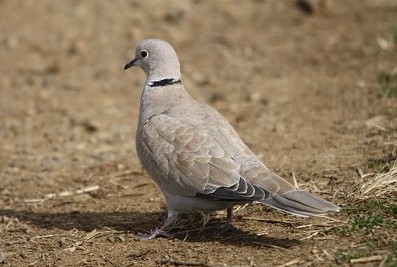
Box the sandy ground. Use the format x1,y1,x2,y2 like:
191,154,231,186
1,0,397,266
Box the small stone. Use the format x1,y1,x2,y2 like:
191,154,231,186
117,235,125,242
365,116,388,131
190,71,209,86
5,36,19,48
246,92,261,102
117,163,126,171
45,61,61,74
81,120,100,133
58,238,66,247
108,235,125,243
163,9,186,24
0,251,6,263
207,92,225,103
19,250,27,258
68,39,86,55
1,188,11,196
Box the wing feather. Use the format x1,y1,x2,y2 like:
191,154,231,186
141,114,241,196
139,105,293,203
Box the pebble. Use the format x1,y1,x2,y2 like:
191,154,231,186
58,238,66,247
0,252,6,264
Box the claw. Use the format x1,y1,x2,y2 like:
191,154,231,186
139,228,174,240
215,207,237,237
138,210,179,240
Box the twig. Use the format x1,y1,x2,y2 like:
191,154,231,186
64,241,85,252
253,242,289,250
322,249,334,261
233,203,249,213
309,180,320,192
76,185,99,194
243,216,341,227
157,256,210,267
112,170,139,178
292,173,299,188
317,215,348,224
132,183,150,189
295,223,333,229
22,198,47,203
350,255,384,264
378,255,388,267
28,260,38,266
83,229,100,240
299,231,319,240
30,234,57,240
22,185,99,203
275,258,303,267
241,217,298,226
255,230,269,236
97,170,140,181
356,168,365,179
127,249,152,259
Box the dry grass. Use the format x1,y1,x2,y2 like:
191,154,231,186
357,161,397,199
335,160,397,266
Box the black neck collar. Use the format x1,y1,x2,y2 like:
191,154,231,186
149,78,181,87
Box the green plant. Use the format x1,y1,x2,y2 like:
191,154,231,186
376,71,397,98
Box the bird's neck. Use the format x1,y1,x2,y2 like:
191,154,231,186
138,80,193,123
147,78,181,87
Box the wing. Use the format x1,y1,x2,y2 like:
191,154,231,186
194,104,289,197
140,112,268,201
139,100,295,202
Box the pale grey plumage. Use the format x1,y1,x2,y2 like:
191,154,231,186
124,38,340,239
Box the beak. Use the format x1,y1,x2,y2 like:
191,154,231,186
124,57,138,70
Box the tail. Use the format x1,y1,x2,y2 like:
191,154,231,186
261,190,341,217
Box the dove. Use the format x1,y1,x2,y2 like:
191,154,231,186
124,38,340,240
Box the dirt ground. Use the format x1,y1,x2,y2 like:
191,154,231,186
1,0,397,266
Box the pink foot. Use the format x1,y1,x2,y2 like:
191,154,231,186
138,228,174,240
138,211,178,240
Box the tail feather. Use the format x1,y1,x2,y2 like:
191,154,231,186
261,190,340,217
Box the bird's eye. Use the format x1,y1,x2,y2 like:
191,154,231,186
140,50,148,58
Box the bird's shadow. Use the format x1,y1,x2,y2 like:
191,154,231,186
0,209,300,248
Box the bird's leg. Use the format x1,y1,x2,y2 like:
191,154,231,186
139,210,178,240
227,207,234,225
225,207,237,231
214,207,237,237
